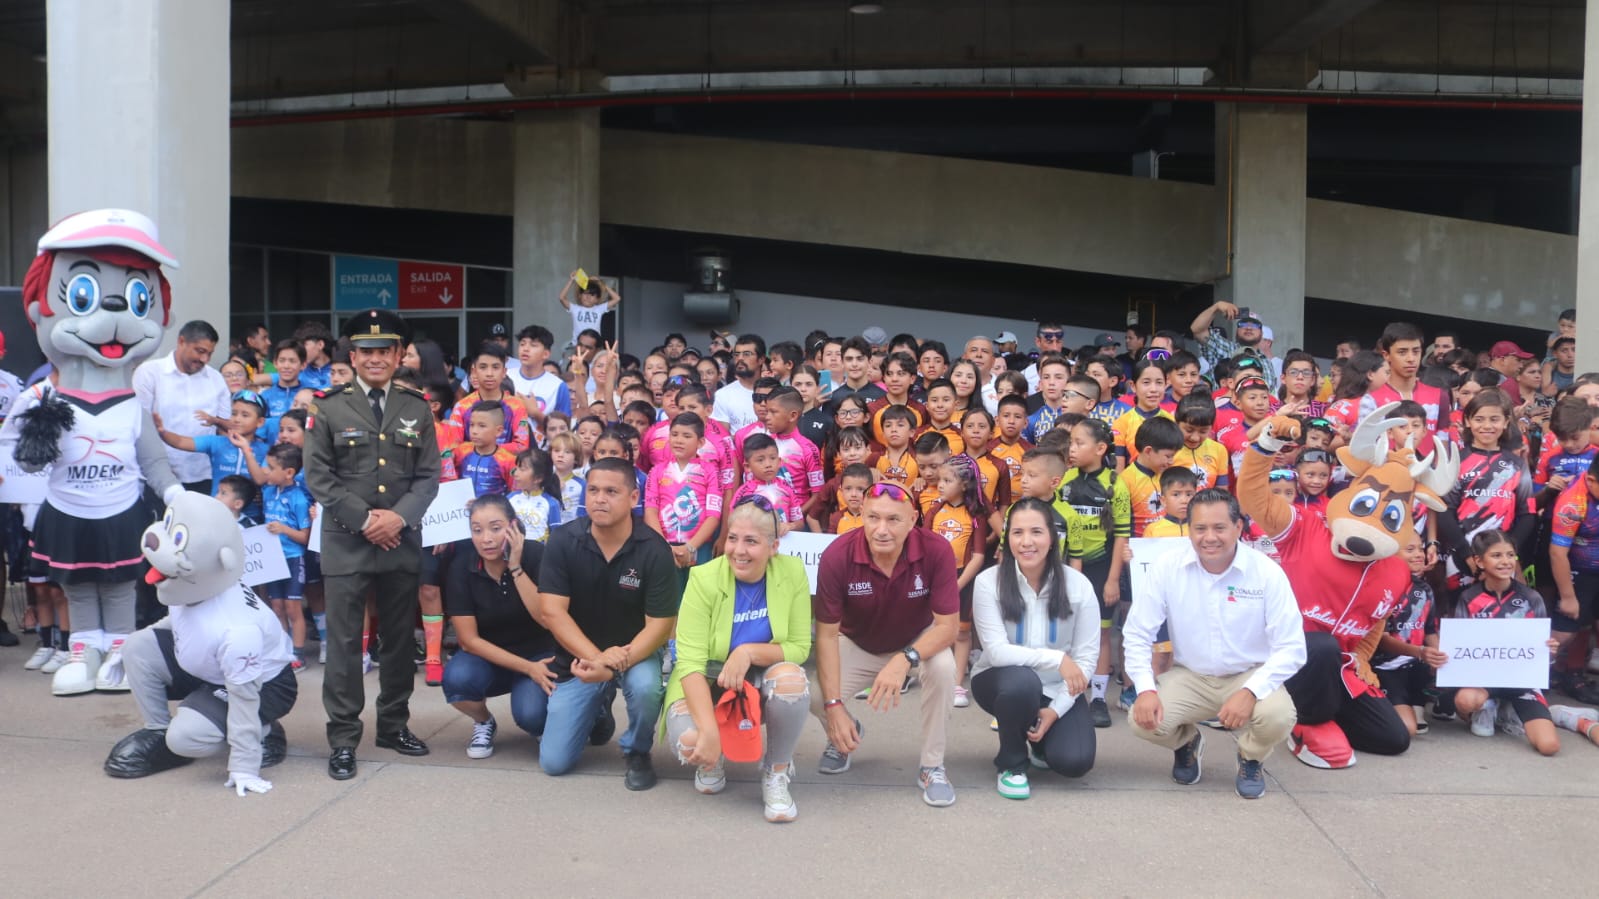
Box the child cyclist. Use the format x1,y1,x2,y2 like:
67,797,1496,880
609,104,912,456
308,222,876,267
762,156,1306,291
924,454,991,710
646,412,724,584
1436,530,1560,755
1056,417,1131,729
1371,535,1447,736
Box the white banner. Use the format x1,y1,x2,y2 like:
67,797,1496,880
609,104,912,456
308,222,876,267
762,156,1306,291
307,504,322,554
420,479,476,547
0,445,49,504
778,531,838,593
240,525,290,587
1436,618,1552,689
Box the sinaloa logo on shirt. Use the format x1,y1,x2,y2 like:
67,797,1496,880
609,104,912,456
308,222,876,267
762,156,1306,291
619,567,642,589
909,572,928,598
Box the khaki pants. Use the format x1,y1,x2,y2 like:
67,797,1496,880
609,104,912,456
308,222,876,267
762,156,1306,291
810,635,954,768
1129,665,1297,762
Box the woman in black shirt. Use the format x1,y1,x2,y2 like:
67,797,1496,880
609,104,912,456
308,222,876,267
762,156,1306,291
441,494,556,760
793,365,833,449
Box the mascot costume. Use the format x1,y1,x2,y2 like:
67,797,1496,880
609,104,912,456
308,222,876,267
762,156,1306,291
17,209,184,695
1240,402,1459,768
103,492,296,794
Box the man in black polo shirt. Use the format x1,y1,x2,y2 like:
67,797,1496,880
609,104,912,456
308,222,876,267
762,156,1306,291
537,458,679,789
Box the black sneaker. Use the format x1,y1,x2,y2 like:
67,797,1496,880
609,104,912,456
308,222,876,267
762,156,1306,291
1172,731,1204,785
1235,753,1265,799
624,751,657,791
1090,698,1111,728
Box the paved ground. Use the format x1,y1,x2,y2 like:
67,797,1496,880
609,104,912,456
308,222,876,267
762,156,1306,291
1,643,1594,898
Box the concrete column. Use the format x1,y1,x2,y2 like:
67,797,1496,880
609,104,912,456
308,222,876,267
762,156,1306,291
45,0,231,353
1214,103,1308,352
513,109,600,346
1577,0,1599,373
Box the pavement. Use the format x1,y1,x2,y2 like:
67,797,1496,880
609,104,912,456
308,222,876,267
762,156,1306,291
2,644,1596,899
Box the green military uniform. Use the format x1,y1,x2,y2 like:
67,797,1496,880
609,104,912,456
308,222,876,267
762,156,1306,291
305,311,440,753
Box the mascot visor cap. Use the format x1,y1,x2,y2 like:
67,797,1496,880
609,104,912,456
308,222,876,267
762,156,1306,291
346,308,407,348
36,208,178,269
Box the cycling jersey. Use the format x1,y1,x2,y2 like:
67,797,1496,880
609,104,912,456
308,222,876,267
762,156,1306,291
1056,465,1131,563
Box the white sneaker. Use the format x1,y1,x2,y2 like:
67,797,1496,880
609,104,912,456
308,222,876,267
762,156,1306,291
52,643,100,696
694,764,727,795
1497,701,1526,737
23,645,55,670
466,716,496,759
361,652,374,674
95,639,130,692
319,642,328,665
1550,704,1598,733
39,649,70,674
952,686,970,708
1470,699,1498,737
761,766,797,822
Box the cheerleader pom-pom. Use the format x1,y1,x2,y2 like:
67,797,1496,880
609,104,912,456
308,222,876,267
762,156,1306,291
15,396,74,470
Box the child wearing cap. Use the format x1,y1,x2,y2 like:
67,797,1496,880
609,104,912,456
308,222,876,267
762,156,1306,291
154,391,271,519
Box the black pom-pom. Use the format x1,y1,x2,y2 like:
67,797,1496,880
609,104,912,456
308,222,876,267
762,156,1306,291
15,395,74,469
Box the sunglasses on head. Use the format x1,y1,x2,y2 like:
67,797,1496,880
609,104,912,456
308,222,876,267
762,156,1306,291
868,482,911,502
667,375,693,387
735,492,783,529
1268,469,1298,483
232,390,267,410
1304,417,1333,430
1234,377,1270,394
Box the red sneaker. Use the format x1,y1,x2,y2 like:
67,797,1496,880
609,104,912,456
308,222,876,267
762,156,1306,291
425,660,444,686
1286,721,1356,769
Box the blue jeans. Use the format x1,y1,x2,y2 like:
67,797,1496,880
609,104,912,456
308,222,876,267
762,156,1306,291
538,650,665,776
441,649,555,739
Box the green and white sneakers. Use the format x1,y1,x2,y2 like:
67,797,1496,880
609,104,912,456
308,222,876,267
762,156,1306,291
997,769,1030,800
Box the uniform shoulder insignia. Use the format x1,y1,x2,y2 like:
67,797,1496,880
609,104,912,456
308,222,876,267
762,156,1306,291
317,384,352,398
395,383,427,399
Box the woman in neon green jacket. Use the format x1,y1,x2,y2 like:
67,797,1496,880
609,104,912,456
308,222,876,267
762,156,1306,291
663,497,813,823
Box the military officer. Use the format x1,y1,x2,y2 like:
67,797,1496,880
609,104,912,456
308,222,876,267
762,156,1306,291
305,308,441,781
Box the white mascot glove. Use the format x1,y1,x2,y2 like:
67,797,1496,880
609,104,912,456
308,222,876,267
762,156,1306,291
225,772,274,797
1255,418,1289,455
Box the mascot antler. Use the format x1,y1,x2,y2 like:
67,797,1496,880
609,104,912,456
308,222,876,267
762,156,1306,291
1339,401,1407,474
1408,432,1461,511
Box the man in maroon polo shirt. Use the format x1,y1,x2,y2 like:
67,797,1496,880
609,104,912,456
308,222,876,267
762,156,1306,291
811,482,960,807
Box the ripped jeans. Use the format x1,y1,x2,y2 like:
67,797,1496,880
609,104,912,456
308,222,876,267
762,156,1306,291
665,661,811,769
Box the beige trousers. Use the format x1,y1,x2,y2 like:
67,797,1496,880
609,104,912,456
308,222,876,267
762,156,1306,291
1128,665,1297,762
811,635,955,768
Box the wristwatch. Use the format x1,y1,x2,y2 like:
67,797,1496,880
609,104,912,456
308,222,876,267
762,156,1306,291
901,647,921,669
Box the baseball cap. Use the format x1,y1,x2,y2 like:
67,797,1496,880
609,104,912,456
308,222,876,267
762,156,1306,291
1261,325,1274,341
994,330,1018,344
37,208,179,269
715,680,764,763
862,326,888,346
489,323,508,338
1490,340,1534,360
1236,309,1263,327
1094,333,1121,349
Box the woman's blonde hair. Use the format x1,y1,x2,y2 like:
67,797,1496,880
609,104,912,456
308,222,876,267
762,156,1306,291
726,499,781,541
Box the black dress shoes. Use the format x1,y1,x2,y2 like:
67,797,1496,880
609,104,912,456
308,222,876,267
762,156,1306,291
262,721,287,769
328,747,357,780
375,727,430,756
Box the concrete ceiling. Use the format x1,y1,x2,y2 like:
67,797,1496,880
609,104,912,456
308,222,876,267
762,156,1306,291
0,0,1587,108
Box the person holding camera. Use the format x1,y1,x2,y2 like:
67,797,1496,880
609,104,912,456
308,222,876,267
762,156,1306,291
439,495,556,761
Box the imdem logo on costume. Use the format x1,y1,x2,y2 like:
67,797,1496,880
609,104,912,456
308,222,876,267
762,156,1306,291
619,567,642,590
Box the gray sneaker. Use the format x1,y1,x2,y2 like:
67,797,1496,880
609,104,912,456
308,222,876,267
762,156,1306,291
918,765,956,807
818,718,863,774
1235,753,1266,799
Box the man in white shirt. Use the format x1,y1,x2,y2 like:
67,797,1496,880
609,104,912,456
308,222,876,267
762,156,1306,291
506,325,572,427
132,321,231,493
1124,489,1305,799
711,334,764,432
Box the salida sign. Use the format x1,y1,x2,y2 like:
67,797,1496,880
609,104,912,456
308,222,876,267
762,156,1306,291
399,261,464,310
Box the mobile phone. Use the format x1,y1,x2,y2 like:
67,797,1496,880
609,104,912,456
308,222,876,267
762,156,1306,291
502,538,512,561
1535,393,1556,409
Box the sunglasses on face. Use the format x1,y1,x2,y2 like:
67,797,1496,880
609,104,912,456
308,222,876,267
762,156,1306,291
1038,331,1064,341
868,482,910,502
667,375,693,387
751,393,769,404
1063,389,1095,403
1298,449,1335,465
1145,348,1172,362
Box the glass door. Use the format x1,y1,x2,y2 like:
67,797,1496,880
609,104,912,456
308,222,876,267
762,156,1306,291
403,312,465,369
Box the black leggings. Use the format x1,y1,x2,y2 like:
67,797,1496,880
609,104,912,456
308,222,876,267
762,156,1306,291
1285,631,1411,756
972,665,1096,777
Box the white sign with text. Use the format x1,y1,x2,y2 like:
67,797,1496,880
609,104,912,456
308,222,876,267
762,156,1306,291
240,525,290,588
0,445,49,504
778,531,838,593
1436,618,1551,689
420,479,476,547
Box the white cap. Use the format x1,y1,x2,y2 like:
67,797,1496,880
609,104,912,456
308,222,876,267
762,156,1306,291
1261,325,1275,341
37,208,179,269
994,330,1019,344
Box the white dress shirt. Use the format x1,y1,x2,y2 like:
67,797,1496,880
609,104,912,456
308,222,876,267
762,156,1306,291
970,562,1102,718
132,354,232,485
1123,540,1306,700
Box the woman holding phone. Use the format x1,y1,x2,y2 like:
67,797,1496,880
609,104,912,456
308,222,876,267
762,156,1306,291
440,494,560,761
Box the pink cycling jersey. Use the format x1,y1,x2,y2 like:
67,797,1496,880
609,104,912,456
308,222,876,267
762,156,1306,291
646,458,724,543
732,477,803,524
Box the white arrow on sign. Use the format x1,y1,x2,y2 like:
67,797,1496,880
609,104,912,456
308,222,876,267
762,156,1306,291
439,288,455,305
377,289,392,302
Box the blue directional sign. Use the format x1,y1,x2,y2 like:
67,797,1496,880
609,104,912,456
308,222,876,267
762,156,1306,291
333,255,399,310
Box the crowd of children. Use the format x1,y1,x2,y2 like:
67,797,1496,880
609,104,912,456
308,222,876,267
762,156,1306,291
9,296,1599,771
